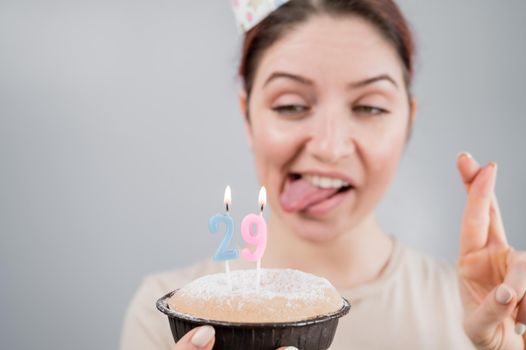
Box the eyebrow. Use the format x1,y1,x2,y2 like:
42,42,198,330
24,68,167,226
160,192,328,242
263,72,313,87
349,74,399,90
263,72,398,90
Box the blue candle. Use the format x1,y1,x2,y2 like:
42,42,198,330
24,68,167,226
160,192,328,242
208,186,239,261
208,186,238,290
208,213,239,261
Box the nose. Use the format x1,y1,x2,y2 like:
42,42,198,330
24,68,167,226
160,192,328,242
306,110,355,164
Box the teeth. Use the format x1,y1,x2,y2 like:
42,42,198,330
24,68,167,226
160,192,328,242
320,177,332,188
331,179,344,188
304,175,349,189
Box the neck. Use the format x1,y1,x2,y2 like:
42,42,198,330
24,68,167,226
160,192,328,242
262,211,394,289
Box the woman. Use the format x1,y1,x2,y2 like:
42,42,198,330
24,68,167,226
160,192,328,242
120,0,526,349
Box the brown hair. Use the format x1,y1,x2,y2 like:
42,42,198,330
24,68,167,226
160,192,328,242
238,0,416,100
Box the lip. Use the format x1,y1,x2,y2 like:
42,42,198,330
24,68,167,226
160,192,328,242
289,170,357,188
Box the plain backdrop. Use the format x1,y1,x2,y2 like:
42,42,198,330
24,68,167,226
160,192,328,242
1,1,525,349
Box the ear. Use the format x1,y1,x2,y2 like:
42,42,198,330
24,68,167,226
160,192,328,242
239,89,254,151
405,97,417,142
409,97,417,123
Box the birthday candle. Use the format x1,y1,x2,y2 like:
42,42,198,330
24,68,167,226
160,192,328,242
240,186,267,290
208,186,239,290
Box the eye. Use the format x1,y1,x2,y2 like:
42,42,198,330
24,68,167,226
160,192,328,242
353,105,389,116
272,104,310,115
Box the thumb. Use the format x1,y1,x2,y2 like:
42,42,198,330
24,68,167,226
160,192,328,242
464,284,517,345
276,347,299,350
173,326,215,350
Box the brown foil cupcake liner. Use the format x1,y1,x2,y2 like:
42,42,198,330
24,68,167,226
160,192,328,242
156,289,351,350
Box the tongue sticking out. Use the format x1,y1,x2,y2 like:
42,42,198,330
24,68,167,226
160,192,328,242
280,177,340,212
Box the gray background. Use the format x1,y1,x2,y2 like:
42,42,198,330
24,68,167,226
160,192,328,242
1,1,525,349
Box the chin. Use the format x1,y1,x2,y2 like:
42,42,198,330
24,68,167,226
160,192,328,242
288,216,346,243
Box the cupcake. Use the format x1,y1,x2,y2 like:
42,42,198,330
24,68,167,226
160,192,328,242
156,268,350,350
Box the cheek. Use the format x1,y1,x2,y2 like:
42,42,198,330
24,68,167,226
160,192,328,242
361,121,408,190
251,117,306,179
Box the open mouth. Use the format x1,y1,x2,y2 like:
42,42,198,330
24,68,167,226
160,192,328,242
280,173,355,215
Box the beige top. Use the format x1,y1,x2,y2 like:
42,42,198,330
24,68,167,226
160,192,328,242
120,239,475,349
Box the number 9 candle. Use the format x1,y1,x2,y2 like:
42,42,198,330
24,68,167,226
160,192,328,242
241,186,267,290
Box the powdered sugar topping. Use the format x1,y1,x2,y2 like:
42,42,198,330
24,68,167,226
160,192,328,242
177,268,336,304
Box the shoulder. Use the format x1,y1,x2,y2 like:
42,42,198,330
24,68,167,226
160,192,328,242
396,241,460,301
399,242,458,282
143,259,222,295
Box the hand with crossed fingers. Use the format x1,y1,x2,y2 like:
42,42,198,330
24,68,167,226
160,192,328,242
457,152,526,349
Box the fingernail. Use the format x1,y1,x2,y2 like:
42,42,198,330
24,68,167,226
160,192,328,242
191,326,215,347
283,347,299,350
487,162,498,179
456,151,473,160
515,323,526,336
495,284,512,304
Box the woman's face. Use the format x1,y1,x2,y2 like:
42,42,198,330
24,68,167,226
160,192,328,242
242,15,415,242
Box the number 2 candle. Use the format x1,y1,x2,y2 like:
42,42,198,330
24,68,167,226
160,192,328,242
208,185,238,290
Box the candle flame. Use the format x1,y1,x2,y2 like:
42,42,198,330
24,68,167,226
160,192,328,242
224,185,232,210
258,186,267,210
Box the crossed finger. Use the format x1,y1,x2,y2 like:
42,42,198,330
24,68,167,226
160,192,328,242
456,152,507,253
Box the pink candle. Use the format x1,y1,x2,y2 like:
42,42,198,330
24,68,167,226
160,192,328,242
241,187,267,289
240,213,267,261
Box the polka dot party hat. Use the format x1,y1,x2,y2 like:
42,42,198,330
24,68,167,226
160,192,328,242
231,0,291,32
